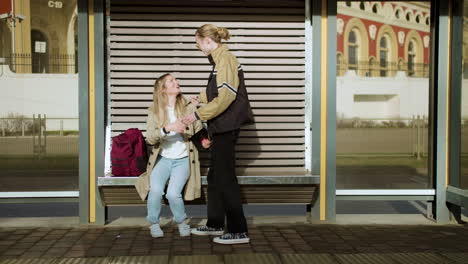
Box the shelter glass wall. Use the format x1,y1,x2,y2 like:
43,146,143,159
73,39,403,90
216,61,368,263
0,0,79,192
460,0,468,189
336,1,432,189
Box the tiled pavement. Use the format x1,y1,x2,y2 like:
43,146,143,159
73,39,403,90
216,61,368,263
0,221,468,263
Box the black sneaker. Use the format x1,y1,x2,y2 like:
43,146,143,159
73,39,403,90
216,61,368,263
213,232,250,244
191,225,224,236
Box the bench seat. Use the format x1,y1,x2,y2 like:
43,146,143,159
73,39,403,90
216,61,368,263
98,175,319,205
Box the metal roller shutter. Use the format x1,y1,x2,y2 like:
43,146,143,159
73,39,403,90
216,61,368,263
108,0,307,176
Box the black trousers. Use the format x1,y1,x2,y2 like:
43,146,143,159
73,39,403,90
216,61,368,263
206,129,248,234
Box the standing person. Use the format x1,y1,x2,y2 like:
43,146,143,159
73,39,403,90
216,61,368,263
135,73,211,238
182,24,254,244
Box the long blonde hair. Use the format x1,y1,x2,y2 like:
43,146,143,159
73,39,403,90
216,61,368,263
152,74,186,127
196,24,230,43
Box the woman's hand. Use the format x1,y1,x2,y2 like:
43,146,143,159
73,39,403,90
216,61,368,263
165,120,185,134
182,113,197,125
201,138,212,149
191,96,200,106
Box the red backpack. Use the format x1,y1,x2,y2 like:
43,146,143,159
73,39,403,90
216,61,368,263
111,128,148,176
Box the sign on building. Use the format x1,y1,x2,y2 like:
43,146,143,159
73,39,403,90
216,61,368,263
35,41,47,53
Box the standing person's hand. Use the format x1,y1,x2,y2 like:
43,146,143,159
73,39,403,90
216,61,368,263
182,113,197,125
191,96,200,106
201,138,212,149
165,120,185,134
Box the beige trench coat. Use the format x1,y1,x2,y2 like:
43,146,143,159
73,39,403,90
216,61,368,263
135,102,203,202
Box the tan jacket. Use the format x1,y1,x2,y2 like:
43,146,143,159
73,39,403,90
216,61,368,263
135,102,203,201
195,44,254,134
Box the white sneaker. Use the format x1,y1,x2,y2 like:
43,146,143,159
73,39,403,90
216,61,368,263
213,232,250,244
191,225,224,236
178,220,191,237
149,224,163,238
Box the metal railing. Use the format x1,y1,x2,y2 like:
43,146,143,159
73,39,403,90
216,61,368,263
0,115,79,156
336,116,428,159
1,53,77,74
337,60,430,78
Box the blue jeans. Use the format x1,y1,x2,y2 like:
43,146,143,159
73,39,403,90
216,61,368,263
147,155,189,224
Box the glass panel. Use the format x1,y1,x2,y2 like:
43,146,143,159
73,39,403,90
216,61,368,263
460,0,468,189
0,0,79,192
336,1,431,189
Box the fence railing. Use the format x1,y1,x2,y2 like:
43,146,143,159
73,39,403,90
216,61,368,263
0,116,78,137
337,60,430,78
336,116,428,159
0,115,79,156
1,53,77,74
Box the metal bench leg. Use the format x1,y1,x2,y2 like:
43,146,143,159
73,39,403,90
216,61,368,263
307,189,321,222
94,189,107,225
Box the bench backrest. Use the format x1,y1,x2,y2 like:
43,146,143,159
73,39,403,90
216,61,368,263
107,0,309,176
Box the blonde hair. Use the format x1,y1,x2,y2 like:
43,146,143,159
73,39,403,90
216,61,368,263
152,74,186,127
196,24,230,43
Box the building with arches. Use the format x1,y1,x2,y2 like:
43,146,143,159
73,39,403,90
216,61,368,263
337,2,430,78
0,0,77,73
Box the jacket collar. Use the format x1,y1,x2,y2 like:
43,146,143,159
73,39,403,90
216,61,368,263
207,44,228,65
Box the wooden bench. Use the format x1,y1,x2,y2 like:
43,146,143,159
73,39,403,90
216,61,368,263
98,175,319,205
100,0,319,219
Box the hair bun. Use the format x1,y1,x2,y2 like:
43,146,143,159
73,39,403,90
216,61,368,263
217,27,231,41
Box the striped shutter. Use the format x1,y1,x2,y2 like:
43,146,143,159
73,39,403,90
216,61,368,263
109,0,307,176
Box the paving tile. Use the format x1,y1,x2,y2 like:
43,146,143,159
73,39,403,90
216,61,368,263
110,256,168,264
56,258,112,264
212,245,232,254
252,246,274,253
224,253,281,264
149,249,170,255
0,258,59,264
106,250,128,257
387,253,452,264
9,243,34,249
281,253,336,264
170,255,221,264
12,230,33,235
335,253,397,264
85,248,111,257
20,251,45,258
63,251,88,258
191,248,213,255
440,253,468,264
1,248,27,257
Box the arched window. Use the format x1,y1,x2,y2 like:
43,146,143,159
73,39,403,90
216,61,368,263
360,2,365,10
345,1,351,7
348,30,358,71
408,41,416,76
379,36,389,77
406,12,412,22
372,4,378,14
337,53,344,76
395,9,402,19
426,17,430,25
416,15,421,24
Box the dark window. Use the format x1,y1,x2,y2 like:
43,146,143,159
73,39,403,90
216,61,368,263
379,37,388,77
408,42,416,76
348,31,358,70
30,30,48,73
